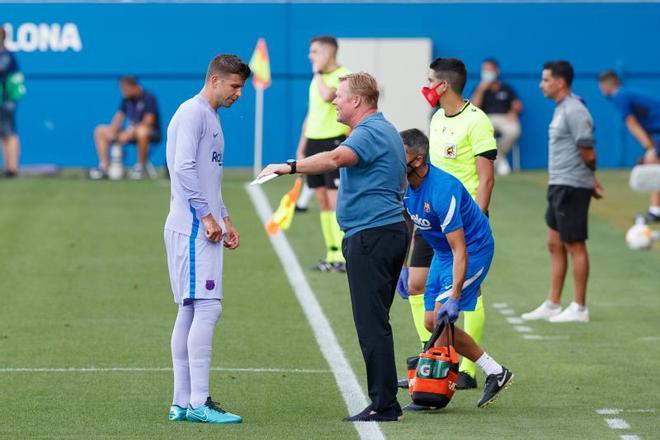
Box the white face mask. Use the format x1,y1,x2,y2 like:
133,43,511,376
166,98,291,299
481,70,497,83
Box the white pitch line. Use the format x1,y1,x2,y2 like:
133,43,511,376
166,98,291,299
499,309,515,316
0,367,330,374
492,303,508,309
506,317,524,325
247,184,384,440
620,436,641,440
605,418,631,430
597,408,656,415
513,325,533,333
640,336,660,341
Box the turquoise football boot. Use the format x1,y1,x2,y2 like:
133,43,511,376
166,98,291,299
168,404,187,421
187,397,243,424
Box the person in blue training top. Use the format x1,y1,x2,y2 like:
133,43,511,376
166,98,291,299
0,26,22,178
400,128,514,409
599,70,660,223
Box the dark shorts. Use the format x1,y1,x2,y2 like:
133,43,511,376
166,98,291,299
148,129,162,144
305,135,345,189
0,102,17,138
410,229,433,268
545,185,592,243
652,134,660,157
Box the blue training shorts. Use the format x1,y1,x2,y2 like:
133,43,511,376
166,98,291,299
424,243,494,312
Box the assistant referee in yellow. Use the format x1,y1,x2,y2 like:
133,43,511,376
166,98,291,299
296,35,350,272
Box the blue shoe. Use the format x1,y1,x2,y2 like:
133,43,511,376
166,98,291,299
187,397,243,424
168,404,187,421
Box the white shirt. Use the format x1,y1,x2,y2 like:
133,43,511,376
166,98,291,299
164,94,228,238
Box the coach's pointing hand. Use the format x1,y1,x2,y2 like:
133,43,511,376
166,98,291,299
257,163,291,180
202,214,223,243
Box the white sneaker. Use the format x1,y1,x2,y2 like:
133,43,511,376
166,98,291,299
548,302,589,323
521,301,561,321
129,165,145,180
496,158,511,176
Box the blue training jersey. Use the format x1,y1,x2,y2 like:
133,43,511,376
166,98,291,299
610,87,660,134
404,164,493,258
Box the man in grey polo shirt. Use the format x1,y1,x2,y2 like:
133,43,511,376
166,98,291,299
522,60,602,324
258,72,408,422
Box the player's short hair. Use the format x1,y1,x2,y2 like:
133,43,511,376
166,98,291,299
543,60,574,87
429,57,467,94
119,76,139,87
339,72,379,108
0,26,5,45
206,54,252,83
598,69,621,85
483,57,499,69
310,35,338,51
400,128,429,161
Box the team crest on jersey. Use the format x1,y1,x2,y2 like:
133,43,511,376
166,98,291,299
424,202,431,213
206,280,215,290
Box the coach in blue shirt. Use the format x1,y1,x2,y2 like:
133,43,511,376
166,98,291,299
599,70,660,222
259,72,408,422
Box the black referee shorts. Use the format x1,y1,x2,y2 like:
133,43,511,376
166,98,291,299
410,229,433,268
304,135,345,190
545,185,592,243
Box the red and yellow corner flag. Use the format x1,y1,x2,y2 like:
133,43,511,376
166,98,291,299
265,178,303,236
249,38,271,89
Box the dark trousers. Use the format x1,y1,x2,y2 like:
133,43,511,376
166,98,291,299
342,221,409,412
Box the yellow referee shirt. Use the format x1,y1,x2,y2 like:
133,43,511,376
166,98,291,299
304,66,350,140
429,100,497,198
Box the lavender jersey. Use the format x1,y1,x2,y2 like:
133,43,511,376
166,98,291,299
164,94,228,238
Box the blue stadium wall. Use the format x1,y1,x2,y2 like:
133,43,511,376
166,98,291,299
3,1,660,169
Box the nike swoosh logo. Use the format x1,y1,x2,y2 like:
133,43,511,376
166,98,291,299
497,374,508,387
213,132,219,138
193,409,209,422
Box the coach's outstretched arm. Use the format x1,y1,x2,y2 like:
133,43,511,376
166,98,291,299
257,145,358,178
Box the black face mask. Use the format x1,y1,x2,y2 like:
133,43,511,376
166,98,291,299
406,157,422,177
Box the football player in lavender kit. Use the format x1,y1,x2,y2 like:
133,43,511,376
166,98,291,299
164,54,251,424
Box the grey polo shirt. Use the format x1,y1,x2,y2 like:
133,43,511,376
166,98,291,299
548,94,595,189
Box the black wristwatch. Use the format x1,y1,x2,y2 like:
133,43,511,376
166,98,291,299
286,159,297,175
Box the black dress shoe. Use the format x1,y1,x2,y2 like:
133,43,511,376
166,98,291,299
343,403,403,422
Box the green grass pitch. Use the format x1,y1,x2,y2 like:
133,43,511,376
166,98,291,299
0,170,657,439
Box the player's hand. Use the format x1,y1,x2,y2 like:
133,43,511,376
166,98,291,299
223,218,240,250
477,80,491,91
201,214,223,243
593,179,604,200
257,163,291,179
396,267,409,300
116,128,134,144
437,297,460,324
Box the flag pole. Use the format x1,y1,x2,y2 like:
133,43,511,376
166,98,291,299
249,37,271,177
253,85,264,178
